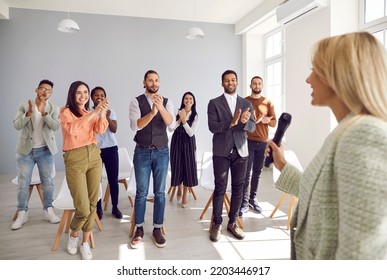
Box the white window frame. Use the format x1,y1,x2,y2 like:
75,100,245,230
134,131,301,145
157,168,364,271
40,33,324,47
264,27,285,137
360,0,387,34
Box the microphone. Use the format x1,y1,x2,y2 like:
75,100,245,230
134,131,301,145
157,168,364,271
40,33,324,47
264,112,292,167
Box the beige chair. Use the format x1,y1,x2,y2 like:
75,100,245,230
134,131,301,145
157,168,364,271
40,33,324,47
270,150,303,230
127,167,168,238
12,163,56,221
51,176,102,251
102,147,134,210
198,152,243,230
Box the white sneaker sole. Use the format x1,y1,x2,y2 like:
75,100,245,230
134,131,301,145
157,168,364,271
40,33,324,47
130,240,143,249
153,238,166,248
45,217,61,224
11,218,28,230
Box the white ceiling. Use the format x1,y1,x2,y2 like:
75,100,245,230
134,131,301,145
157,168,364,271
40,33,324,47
1,0,266,24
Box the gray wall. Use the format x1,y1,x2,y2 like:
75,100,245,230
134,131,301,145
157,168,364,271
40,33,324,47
0,8,242,174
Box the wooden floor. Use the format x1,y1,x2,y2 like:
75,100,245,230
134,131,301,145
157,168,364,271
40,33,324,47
0,168,292,260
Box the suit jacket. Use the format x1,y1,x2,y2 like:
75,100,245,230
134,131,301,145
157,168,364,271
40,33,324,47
13,100,60,155
207,94,256,157
276,114,387,259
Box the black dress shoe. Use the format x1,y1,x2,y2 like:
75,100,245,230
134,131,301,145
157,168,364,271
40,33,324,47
112,208,123,219
210,224,222,242
96,207,103,220
227,223,245,240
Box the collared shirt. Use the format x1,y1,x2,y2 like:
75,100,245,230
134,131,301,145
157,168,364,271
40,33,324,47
223,92,237,114
60,107,108,151
129,93,175,132
96,109,118,149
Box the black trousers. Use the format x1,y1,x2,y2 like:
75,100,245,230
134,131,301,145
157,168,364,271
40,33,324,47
212,147,248,225
242,139,266,206
97,145,119,209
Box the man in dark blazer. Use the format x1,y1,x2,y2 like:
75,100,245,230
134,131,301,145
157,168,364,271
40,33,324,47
207,70,256,242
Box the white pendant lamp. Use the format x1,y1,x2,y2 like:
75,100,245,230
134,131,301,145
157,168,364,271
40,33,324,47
186,27,204,39
186,0,204,39
58,12,80,33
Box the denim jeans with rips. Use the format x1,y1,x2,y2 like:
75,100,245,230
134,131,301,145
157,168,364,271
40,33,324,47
16,146,55,211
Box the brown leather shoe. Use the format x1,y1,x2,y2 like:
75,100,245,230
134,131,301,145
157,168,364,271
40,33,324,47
210,224,222,242
130,226,144,249
153,228,166,248
227,223,245,240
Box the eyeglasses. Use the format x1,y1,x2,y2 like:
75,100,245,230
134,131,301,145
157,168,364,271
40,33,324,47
39,87,53,94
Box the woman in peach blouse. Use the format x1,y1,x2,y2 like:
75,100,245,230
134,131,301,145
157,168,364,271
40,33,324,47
59,81,109,260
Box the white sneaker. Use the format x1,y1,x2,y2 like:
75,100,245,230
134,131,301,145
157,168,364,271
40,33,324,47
67,233,78,255
80,242,93,260
11,210,28,230
44,207,60,224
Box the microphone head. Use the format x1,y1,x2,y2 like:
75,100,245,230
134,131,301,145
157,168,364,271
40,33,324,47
278,112,292,126
264,112,292,167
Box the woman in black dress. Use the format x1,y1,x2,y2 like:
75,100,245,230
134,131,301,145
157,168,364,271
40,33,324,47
169,92,199,208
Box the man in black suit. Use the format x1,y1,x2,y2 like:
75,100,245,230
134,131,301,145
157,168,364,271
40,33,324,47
207,70,256,242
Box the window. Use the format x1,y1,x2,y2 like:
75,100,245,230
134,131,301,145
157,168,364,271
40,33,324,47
360,0,387,49
264,28,284,136
373,29,387,45
364,0,386,23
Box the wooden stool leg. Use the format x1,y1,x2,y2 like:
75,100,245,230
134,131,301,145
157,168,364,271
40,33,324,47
161,224,166,235
128,196,134,207
36,184,44,208
103,184,110,211
169,186,177,202
223,194,231,213
236,217,244,229
64,210,74,234
189,187,197,200
89,232,95,248
270,193,287,218
199,192,214,219
52,210,71,251
95,215,103,231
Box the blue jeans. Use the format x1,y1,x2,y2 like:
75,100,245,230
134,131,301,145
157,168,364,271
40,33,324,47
16,146,55,211
133,145,169,228
242,140,267,206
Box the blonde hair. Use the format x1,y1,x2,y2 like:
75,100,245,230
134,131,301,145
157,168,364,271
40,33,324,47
311,31,387,121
